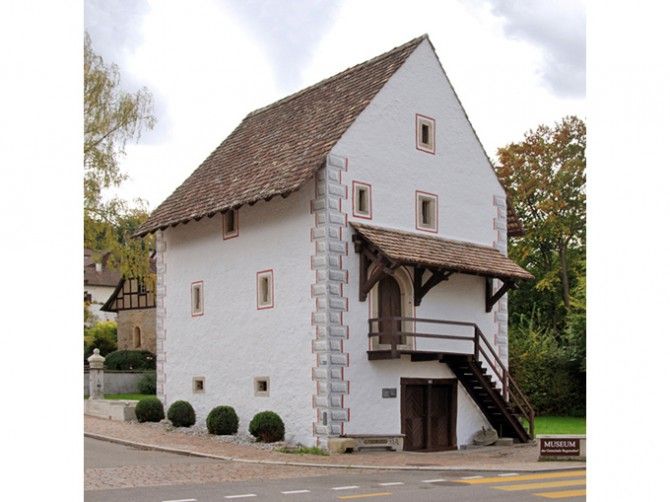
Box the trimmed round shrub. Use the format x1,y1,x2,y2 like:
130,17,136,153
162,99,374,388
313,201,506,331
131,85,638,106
206,406,239,435
104,350,156,371
167,400,196,427
135,397,164,423
249,411,285,443
137,371,156,395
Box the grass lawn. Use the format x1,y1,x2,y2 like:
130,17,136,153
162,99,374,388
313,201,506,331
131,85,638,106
529,416,586,435
84,393,153,400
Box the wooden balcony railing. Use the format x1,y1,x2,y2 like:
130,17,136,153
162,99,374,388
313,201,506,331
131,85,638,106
369,316,535,438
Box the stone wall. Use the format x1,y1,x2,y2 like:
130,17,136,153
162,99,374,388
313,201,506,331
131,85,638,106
83,370,149,396
116,308,157,353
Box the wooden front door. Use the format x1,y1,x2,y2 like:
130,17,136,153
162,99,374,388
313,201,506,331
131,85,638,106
378,275,401,345
401,378,457,451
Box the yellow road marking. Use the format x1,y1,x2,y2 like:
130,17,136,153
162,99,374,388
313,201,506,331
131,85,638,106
534,488,587,499
337,493,392,500
458,470,586,485
494,479,586,491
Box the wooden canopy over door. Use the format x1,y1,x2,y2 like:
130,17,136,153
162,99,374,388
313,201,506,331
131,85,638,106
401,378,457,451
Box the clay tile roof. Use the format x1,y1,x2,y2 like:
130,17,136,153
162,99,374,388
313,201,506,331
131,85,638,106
351,222,533,281
84,249,122,287
135,35,428,237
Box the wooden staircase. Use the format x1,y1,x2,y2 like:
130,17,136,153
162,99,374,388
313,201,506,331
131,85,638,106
368,317,536,443
442,354,532,442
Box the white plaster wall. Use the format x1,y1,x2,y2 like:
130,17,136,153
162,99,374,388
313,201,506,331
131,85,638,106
162,185,316,445
86,285,117,323
333,39,505,246
344,270,492,445
332,39,507,445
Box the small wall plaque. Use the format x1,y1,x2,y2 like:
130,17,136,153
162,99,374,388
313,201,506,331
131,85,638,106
382,388,397,398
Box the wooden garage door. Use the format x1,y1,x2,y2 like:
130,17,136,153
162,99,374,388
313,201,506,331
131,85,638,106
401,378,457,451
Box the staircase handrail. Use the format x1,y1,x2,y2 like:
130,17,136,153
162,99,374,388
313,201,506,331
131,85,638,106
368,316,536,438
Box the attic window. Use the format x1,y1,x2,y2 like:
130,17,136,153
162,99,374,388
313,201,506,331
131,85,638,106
352,181,372,219
416,191,438,232
416,114,435,154
222,209,239,239
191,281,204,316
257,270,274,309
254,377,270,397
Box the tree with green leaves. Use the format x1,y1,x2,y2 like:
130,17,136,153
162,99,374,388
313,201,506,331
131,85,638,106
84,31,156,279
497,116,586,415
497,115,586,328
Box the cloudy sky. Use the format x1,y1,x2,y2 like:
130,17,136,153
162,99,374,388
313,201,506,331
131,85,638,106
84,0,586,210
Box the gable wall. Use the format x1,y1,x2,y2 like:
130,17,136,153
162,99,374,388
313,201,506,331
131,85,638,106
158,186,316,445
328,40,509,444
85,285,117,323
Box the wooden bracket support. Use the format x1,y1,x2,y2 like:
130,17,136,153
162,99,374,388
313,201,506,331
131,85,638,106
357,248,397,301
414,268,453,306
485,278,516,312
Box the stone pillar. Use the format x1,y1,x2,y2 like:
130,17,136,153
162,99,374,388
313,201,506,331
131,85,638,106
154,230,167,405
87,348,105,400
493,195,509,368
310,154,350,447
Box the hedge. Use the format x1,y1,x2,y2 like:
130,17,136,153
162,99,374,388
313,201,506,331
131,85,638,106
249,411,285,442
167,400,196,427
104,350,156,371
509,324,585,416
206,406,239,435
135,397,164,423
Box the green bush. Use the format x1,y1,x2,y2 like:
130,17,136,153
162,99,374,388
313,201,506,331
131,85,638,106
135,397,164,423
249,411,285,443
206,406,239,435
167,400,196,427
104,350,156,371
509,316,584,416
84,320,118,360
137,371,156,395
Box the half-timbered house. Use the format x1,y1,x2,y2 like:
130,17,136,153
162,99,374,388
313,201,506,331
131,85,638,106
134,35,535,451
101,277,156,353
101,255,157,353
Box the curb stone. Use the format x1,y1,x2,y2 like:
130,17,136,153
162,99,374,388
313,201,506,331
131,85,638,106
84,432,586,473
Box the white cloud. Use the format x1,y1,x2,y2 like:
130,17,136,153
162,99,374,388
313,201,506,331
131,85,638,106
303,0,585,159
485,0,586,98
93,0,585,210
105,0,279,208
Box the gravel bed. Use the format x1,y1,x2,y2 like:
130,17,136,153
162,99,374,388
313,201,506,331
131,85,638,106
139,420,285,451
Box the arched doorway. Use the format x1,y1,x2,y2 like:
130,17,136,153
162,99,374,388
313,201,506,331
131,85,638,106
378,275,402,345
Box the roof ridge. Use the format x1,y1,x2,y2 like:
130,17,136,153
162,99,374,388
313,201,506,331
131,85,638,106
246,34,428,118
351,221,501,252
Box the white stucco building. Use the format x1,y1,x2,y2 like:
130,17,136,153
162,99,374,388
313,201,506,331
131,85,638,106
84,248,120,325
136,35,534,451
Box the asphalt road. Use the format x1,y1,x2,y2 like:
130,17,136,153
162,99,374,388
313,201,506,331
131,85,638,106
85,437,586,502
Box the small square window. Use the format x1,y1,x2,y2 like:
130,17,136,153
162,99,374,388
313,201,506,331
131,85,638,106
191,281,204,316
416,114,435,154
416,191,438,232
193,377,205,393
254,377,270,397
222,209,239,239
352,181,372,219
256,270,274,309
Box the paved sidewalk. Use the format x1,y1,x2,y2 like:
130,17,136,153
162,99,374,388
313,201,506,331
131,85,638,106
85,416,585,472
